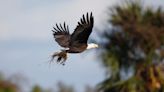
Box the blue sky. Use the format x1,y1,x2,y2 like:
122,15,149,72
0,0,163,92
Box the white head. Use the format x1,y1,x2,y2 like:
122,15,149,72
87,43,99,49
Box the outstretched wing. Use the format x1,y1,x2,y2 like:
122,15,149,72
71,12,94,44
52,22,70,48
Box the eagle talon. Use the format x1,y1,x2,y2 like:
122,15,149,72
61,62,65,66
51,51,67,65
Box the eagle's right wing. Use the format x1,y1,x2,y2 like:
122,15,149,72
52,22,70,48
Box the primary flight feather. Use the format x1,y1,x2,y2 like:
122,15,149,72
51,12,98,65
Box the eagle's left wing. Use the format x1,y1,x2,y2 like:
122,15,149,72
70,12,94,44
52,22,70,48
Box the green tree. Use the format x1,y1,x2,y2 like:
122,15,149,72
84,85,99,92
31,85,42,92
0,80,18,92
98,0,164,92
31,85,53,92
55,82,75,92
0,73,19,92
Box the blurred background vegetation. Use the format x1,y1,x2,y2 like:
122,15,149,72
0,0,163,92
97,0,164,92
0,72,97,92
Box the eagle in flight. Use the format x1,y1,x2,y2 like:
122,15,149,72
51,12,98,65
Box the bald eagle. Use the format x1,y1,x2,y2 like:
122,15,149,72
51,12,98,65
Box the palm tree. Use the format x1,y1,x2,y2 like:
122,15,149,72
98,0,164,92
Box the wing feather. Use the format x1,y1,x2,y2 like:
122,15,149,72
59,23,65,31
52,23,70,48
56,24,62,32
86,13,89,23
63,22,67,31
66,25,69,33
71,12,94,45
82,14,86,23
